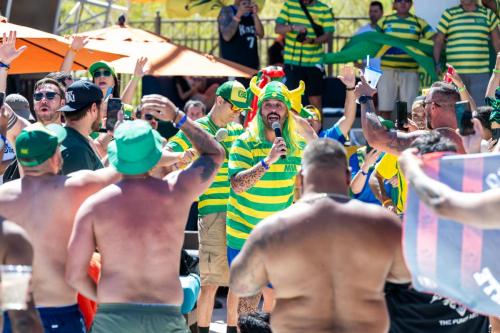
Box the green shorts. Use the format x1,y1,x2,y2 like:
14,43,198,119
90,303,189,333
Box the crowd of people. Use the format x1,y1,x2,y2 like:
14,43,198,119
0,0,500,333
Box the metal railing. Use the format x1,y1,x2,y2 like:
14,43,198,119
126,13,369,76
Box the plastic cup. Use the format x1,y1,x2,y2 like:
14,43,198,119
1,265,32,310
364,66,383,89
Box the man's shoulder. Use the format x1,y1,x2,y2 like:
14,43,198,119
314,0,332,10
227,122,244,133
444,5,464,16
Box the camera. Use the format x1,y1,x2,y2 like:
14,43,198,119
296,31,307,43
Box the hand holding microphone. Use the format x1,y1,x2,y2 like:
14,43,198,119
268,121,287,163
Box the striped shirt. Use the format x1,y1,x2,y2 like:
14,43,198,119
437,6,498,74
378,14,434,71
276,0,335,67
167,116,244,216
226,132,305,250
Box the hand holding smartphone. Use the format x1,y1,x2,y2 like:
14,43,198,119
106,98,122,131
455,101,475,136
396,101,408,131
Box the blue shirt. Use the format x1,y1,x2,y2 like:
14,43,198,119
319,123,346,144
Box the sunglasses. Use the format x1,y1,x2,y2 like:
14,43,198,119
144,114,158,121
395,0,411,3
224,99,243,113
33,92,60,101
93,70,112,78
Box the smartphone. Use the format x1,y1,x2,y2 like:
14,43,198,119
396,101,408,131
106,98,122,131
445,66,455,83
455,101,475,136
105,87,113,99
493,128,500,141
0,92,5,108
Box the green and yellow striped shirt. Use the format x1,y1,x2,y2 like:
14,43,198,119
276,0,335,67
167,116,244,216
378,14,434,71
438,5,498,74
226,132,305,250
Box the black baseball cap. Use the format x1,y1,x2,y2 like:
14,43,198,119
58,80,103,112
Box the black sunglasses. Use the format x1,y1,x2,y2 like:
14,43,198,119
33,92,59,101
395,0,411,3
93,70,112,78
144,114,158,121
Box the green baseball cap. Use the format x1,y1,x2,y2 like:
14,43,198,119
216,80,250,110
88,60,116,78
15,123,67,167
107,120,163,175
257,81,292,110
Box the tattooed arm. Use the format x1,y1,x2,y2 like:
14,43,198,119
230,223,268,297
356,77,423,156
218,6,246,42
231,137,286,193
141,95,225,199
399,149,500,229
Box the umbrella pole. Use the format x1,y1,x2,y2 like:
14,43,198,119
5,0,13,20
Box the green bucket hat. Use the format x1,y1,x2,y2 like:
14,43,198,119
257,81,292,110
216,80,250,110
88,60,116,79
107,120,163,175
15,123,67,167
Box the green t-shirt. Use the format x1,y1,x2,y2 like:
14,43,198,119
275,0,335,67
167,116,244,216
438,5,498,74
60,127,103,175
226,131,305,250
378,14,434,71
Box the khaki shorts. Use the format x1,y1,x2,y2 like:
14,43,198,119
378,68,419,113
198,212,229,286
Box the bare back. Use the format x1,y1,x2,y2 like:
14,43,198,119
0,174,113,306
260,196,409,333
81,178,191,305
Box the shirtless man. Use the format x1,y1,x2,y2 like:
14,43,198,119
0,217,43,333
357,76,465,155
65,95,225,332
0,123,120,332
230,138,411,333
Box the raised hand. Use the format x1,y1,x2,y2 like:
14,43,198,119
459,118,484,154
338,66,356,89
0,31,27,65
141,94,178,122
354,75,377,100
133,57,149,78
445,64,465,88
69,35,89,52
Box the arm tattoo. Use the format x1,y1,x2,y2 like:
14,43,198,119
231,163,267,193
190,156,217,183
218,6,239,41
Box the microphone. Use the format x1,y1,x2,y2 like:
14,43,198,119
215,128,229,142
271,121,286,160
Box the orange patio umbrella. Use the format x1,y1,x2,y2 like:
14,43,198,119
82,25,257,78
0,21,124,74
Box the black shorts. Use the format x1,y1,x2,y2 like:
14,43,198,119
284,64,325,97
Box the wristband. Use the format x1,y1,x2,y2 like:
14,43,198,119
260,159,269,170
360,169,368,176
346,87,355,91
457,86,466,92
68,47,78,54
382,199,392,207
494,69,500,74
174,113,188,129
0,61,10,70
173,108,180,122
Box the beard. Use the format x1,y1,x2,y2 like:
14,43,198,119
36,110,60,125
91,116,101,132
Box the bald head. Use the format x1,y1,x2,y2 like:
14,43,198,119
302,138,347,171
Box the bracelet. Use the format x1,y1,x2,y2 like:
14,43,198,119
494,69,500,74
382,199,392,207
174,113,188,129
457,86,466,92
0,61,10,70
346,87,355,91
69,47,79,54
360,169,368,176
260,159,270,170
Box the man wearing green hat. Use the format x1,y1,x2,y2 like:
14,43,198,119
0,123,120,333
167,80,246,333
226,81,317,315
66,95,225,333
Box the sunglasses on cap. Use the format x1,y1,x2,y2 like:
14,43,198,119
33,92,60,101
93,70,112,78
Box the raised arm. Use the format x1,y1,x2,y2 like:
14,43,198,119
0,31,27,93
251,3,264,39
141,94,224,199
3,220,44,333
60,35,88,73
65,202,98,301
433,32,446,76
120,57,148,105
218,5,248,42
229,223,268,297
350,149,381,195
486,53,500,98
399,148,500,229
356,76,422,156
446,64,477,111
336,66,357,138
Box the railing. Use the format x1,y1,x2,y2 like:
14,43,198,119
126,13,369,76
